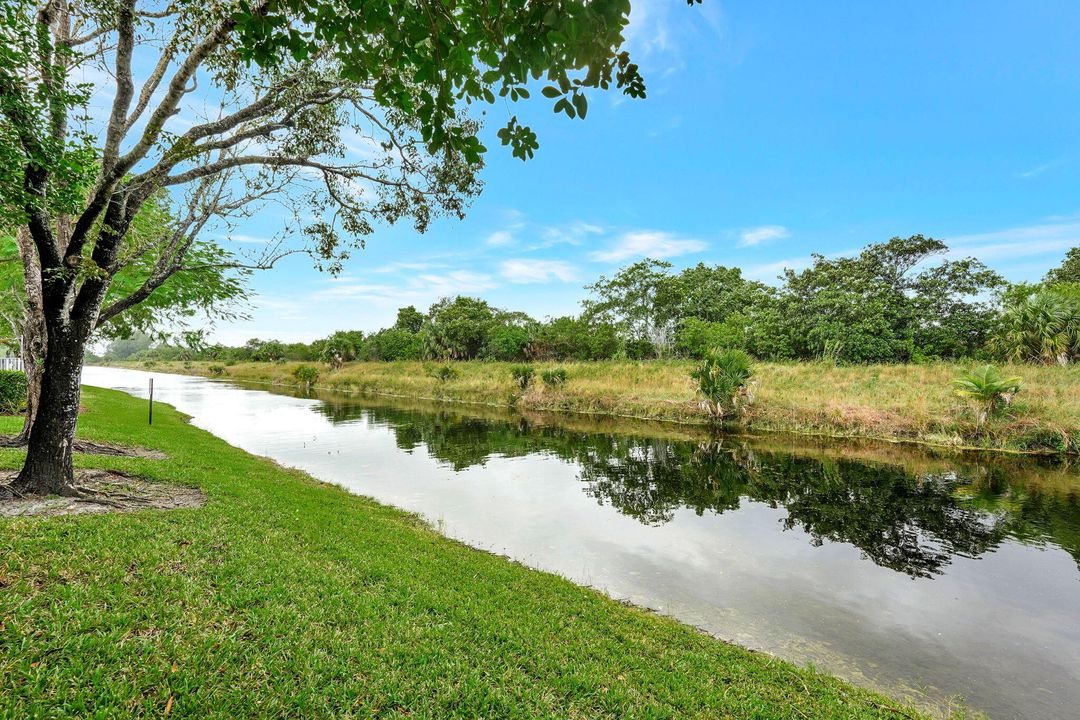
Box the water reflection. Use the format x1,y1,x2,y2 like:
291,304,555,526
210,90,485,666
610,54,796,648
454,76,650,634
318,398,1079,580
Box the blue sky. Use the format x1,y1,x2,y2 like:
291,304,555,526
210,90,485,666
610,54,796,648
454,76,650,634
210,1,1080,344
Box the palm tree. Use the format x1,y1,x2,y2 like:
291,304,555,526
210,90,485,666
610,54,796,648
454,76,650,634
691,349,755,421
953,365,1022,426
992,288,1079,365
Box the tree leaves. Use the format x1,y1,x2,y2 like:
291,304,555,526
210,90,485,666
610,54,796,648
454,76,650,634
230,0,681,159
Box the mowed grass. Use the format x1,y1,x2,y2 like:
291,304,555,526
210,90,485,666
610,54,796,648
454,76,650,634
133,359,1080,453
0,388,932,719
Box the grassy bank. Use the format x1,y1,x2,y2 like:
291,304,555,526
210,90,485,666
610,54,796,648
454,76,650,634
0,389,932,718
123,359,1080,454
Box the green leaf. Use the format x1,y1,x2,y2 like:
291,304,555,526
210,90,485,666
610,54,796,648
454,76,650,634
572,93,587,119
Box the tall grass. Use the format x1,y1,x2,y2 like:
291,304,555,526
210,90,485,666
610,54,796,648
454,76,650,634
121,358,1080,453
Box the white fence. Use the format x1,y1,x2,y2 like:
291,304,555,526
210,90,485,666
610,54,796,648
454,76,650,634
0,357,24,371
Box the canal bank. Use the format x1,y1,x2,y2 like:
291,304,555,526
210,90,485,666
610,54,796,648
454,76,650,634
114,359,1080,456
0,373,943,720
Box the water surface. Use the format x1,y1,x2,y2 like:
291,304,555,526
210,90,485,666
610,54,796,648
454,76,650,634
84,367,1080,719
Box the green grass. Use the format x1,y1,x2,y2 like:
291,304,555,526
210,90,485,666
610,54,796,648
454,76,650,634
127,359,1080,454
0,387,933,719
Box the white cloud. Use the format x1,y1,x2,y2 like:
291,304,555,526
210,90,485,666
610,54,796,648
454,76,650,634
314,270,497,306
370,261,440,274
531,221,605,250
486,230,514,247
946,220,1080,262
500,259,578,284
736,218,1080,285
739,225,790,248
589,230,706,263
416,270,497,295
1018,158,1068,179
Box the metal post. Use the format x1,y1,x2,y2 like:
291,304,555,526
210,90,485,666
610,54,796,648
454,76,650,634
148,377,154,425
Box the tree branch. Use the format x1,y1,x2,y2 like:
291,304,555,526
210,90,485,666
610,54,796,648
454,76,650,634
100,0,137,175
164,155,399,188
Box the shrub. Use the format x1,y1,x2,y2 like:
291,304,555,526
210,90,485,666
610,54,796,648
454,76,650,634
208,364,226,376
509,364,535,389
429,364,459,382
360,328,422,361
292,364,320,387
953,365,1021,425
675,317,748,359
624,337,656,360
486,324,532,361
0,370,27,415
541,368,568,387
527,317,621,361
690,349,754,421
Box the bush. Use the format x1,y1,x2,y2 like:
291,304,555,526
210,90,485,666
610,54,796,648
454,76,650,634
541,368,568,387
509,364,535,389
0,370,27,415
292,365,320,386
486,325,532,361
528,317,621,361
953,365,1021,425
623,337,656,360
675,317,748,359
429,364,459,382
208,364,226,376
360,329,422,361
690,349,754,421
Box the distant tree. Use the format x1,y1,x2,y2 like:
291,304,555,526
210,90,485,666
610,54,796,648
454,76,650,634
583,259,679,354
528,316,622,361
1045,247,1080,286
910,257,1004,359
770,236,1002,363
361,329,421,362
244,338,288,363
992,284,1080,365
485,324,532,361
421,297,499,360
102,332,154,361
675,317,749,358
670,264,770,324
283,343,315,361
315,330,366,367
393,306,426,334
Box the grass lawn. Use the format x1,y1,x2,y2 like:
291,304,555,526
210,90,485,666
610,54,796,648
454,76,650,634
129,359,1080,454
0,387,934,719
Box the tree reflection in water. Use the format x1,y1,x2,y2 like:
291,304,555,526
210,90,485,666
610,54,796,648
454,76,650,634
314,399,1080,579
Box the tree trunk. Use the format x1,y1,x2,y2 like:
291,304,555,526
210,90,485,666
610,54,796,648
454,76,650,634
13,226,47,442
9,325,87,496
18,318,46,443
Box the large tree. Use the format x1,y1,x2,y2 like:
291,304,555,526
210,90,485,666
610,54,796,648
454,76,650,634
770,236,1002,363
1,194,250,439
1,0,671,496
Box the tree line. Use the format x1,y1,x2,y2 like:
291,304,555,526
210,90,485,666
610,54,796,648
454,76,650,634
116,237,1080,367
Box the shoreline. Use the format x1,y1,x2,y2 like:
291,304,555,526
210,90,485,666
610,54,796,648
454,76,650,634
112,359,1080,457
0,386,939,719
